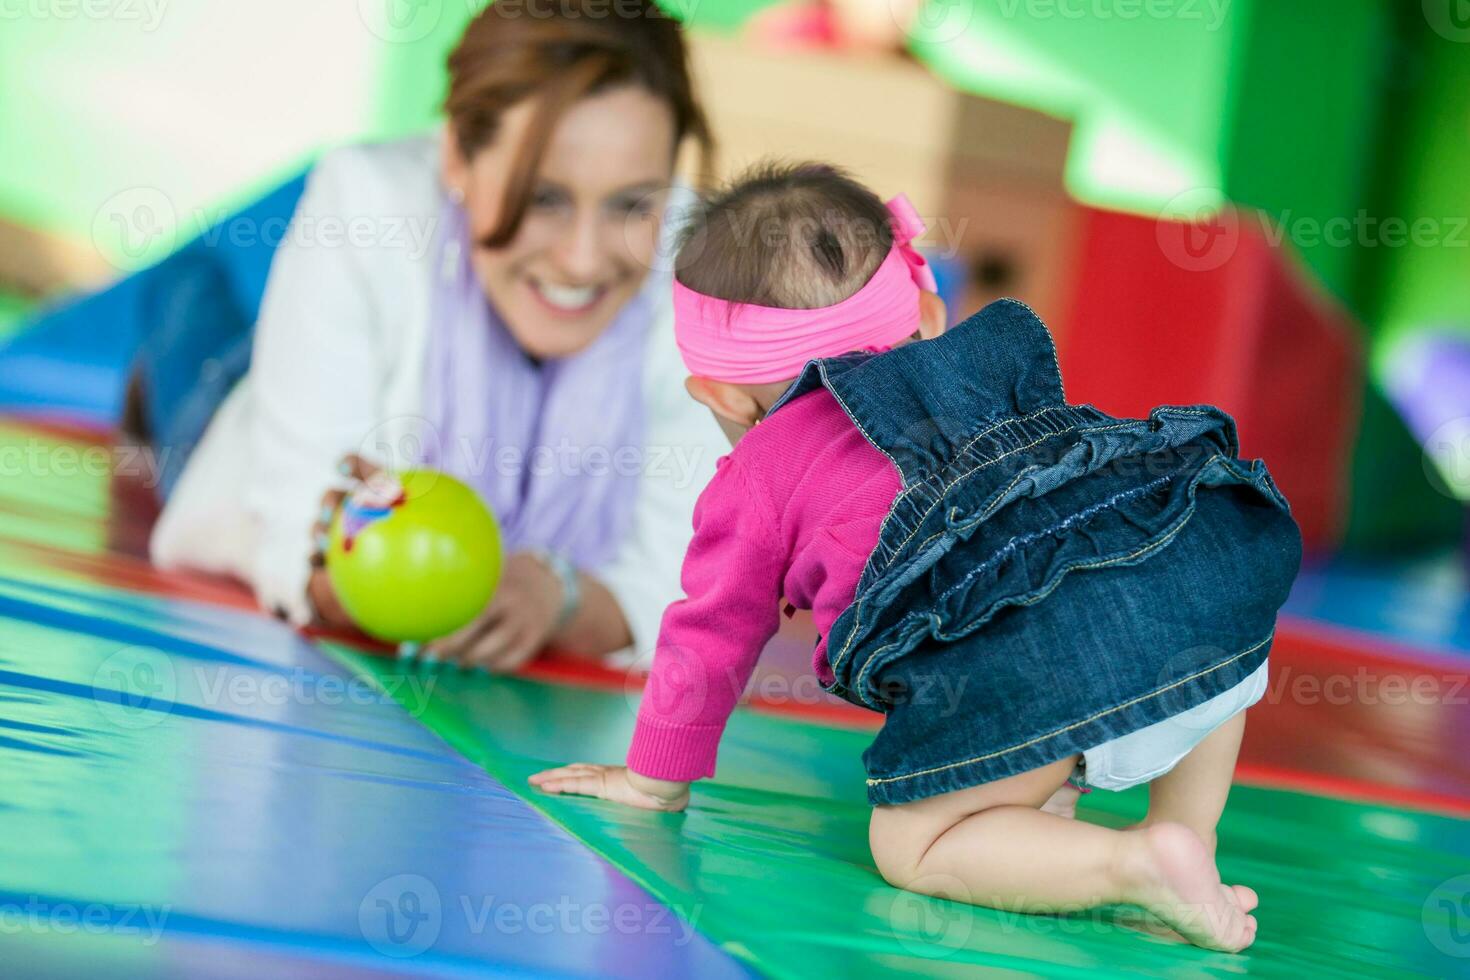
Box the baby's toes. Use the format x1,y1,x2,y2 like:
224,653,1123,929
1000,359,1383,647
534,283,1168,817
1229,884,1259,913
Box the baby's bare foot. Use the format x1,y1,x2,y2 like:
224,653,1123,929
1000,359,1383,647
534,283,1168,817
1120,822,1256,952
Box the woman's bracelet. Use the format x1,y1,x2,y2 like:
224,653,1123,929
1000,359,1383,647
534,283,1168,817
533,549,581,633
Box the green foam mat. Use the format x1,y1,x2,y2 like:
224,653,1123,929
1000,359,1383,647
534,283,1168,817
328,647,1470,978
0,292,33,343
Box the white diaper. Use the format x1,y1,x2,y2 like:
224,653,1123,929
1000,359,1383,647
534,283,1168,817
1076,660,1270,791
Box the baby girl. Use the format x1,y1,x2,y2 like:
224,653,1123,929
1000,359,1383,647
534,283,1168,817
532,162,1301,951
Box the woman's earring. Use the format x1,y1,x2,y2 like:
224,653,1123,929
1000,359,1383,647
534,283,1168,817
447,185,465,205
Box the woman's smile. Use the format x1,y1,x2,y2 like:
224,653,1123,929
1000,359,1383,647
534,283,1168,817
524,275,613,318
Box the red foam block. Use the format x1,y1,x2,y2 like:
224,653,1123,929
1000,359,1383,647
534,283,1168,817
1056,205,1363,553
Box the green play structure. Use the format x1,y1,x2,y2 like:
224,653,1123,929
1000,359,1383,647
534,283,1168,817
1,0,1465,548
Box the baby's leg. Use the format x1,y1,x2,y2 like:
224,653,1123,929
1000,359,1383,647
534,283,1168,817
1041,782,1082,818
1143,710,1247,855
1138,710,1257,914
869,755,1256,952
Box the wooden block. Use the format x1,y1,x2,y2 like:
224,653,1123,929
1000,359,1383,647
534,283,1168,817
686,32,1070,206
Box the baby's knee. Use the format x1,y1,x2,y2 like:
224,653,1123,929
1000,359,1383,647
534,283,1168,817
869,806,940,889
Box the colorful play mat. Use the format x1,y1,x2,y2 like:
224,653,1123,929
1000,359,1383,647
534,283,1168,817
0,415,1466,978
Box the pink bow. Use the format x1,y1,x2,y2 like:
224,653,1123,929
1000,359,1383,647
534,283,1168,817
886,194,939,294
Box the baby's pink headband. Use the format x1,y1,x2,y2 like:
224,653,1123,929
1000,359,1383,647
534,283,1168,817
673,194,938,384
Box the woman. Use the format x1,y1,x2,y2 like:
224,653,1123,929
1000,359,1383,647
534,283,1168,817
148,2,727,670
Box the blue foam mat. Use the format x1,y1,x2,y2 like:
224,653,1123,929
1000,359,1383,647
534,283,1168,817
0,567,749,978
1285,554,1470,657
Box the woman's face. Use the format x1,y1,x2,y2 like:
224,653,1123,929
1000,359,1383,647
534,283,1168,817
443,85,677,360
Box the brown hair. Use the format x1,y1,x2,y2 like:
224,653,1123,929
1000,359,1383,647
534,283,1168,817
445,0,712,248
674,160,893,310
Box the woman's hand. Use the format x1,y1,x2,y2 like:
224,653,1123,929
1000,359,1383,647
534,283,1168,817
305,454,381,631
423,551,563,671
529,764,690,812
306,568,354,630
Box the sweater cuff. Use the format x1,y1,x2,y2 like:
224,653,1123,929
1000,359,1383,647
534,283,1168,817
255,530,316,627
626,716,724,782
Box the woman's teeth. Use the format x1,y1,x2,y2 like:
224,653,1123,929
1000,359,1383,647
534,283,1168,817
532,279,603,311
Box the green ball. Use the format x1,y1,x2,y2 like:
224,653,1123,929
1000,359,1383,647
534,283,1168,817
326,469,502,643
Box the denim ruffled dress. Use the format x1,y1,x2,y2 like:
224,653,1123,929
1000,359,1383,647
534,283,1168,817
768,299,1302,805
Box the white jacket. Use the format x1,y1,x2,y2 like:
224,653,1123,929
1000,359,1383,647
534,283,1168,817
150,136,726,656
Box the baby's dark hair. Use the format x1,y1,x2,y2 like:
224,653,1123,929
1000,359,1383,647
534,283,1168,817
674,161,893,310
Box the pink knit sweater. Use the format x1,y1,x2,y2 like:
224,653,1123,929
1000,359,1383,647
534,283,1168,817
626,389,902,781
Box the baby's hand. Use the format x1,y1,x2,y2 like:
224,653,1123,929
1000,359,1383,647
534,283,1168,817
530,764,690,812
